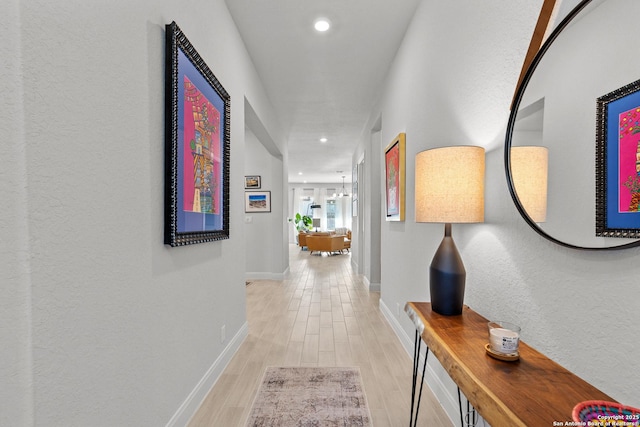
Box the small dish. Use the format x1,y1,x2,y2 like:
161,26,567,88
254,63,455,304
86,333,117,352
485,343,519,362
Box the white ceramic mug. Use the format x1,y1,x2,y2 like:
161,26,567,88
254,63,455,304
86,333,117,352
488,321,521,354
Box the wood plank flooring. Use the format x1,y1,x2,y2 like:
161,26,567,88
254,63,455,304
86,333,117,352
187,245,452,426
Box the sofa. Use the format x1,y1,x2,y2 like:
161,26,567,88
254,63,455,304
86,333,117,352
298,231,330,250
299,231,331,247
306,234,346,255
337,229,351,252
299,229,351,253
342,234,351,252
298,232,308,249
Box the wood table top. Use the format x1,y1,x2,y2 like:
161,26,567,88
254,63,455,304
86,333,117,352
405,302,615,427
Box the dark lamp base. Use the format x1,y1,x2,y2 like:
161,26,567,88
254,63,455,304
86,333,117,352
430,223,466,316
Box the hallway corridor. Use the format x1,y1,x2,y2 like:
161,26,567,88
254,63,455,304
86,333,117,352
188,245,451,426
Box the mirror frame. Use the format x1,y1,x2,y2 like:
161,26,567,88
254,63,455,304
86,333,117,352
505,0,640,250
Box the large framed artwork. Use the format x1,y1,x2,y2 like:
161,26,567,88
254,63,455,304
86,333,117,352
384,133,406,221
245,191,271,213
596,79,640,238
164,22,230,246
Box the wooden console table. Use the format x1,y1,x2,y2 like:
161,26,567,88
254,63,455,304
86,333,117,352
405,302,615,427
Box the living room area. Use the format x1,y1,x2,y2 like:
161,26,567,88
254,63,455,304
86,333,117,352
290,185,353,256
298,229,351,256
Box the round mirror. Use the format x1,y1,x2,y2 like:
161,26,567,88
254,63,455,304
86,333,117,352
506,0,640,250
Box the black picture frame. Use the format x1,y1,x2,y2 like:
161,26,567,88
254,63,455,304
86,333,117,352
596,79,640,238
244,175,261,189
165,22,231,246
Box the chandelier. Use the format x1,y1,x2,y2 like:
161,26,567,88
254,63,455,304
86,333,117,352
333,176,350,198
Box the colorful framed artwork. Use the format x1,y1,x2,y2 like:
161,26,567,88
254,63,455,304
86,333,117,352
245,191,271,213
164,22,231,246
596,79,640,238
384,133,406,221
244,175,261,189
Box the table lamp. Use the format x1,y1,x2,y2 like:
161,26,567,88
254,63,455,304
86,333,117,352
510,146,548,223
415,146,485,315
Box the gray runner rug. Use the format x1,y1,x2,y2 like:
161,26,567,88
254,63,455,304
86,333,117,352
246,366,372,426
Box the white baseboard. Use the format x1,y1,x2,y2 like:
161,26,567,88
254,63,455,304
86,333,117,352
166,322,249,427
246,266,289,281
378,300,412,353
379,300,460,426
361,276,381,292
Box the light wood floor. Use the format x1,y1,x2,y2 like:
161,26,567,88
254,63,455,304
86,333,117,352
187,245,452,426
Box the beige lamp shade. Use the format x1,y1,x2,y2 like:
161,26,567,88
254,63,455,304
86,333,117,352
510,146,548,223
415,146,485,223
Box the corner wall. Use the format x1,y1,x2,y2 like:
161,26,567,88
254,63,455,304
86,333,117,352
360,0,640,421
0,1,34,425
0,0,285,425
244,125,287,280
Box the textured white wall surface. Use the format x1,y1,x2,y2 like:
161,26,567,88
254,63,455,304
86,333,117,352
244,127,286,279
358,0,640,419
1,0,284,425
1,1,34,426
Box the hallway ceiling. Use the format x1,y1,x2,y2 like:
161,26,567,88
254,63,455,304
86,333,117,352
225,0,420,184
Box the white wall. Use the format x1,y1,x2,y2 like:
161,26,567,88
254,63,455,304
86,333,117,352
0,0,284,425
354,129,382,290
1,1,33,425
244,127,287,280
357,0,640,421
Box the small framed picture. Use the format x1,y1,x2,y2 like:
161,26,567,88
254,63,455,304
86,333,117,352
245,191,271,213
244,175,261,189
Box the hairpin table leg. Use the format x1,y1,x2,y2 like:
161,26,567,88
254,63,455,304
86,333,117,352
457,387,480,427
410,329,429,427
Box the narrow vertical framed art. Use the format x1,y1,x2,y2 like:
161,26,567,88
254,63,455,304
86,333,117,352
164,22,231,246
384,133,406,221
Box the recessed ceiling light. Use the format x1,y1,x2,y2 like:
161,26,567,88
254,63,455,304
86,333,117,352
298,172,303,175
314,19,330,32
320,137,327,143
